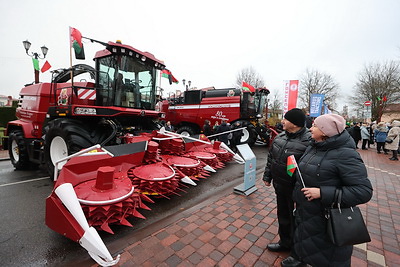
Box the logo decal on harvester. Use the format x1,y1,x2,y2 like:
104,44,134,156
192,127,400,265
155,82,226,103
211,110,227,120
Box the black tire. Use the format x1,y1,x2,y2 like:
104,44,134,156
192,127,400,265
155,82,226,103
44,119,94,176
8,130,30,170
177,126,196,136
240,125,257,146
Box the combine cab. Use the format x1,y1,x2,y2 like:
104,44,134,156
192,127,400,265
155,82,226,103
7,37,240,266
7,41,165,174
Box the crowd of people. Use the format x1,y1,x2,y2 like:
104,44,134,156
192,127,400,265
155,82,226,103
346,120,400,161
202,119,244,153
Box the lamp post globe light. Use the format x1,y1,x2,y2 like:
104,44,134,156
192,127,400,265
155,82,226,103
182,79,191,91
22,40,48,84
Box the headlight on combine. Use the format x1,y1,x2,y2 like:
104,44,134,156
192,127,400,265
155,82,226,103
75,107,97,115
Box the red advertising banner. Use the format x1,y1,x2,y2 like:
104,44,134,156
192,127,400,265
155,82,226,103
283,80,299,113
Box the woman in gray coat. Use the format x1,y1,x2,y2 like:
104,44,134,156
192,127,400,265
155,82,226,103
385,120,400,161
282,114,373,267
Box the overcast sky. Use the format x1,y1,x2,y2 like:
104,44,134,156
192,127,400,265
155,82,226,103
1,0,400,110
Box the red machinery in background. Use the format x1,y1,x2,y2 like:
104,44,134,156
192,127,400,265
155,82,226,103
158,87,278,146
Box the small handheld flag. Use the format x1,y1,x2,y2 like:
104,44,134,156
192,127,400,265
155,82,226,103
287,155,297,176
287,155,306,188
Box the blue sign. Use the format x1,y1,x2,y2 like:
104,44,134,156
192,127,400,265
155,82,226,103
310,94,325,117
234,144,257,196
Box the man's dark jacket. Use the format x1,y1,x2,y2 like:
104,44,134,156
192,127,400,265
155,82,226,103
263,127,311,188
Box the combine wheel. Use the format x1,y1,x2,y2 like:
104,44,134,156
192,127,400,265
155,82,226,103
240,124,257,146
44,119,94,175
8,130,30,170
177,126,195,137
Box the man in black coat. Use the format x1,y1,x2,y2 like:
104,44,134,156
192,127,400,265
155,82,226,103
230,121,243,153
347,122,361,148
262,108,311,263
216,121,230,145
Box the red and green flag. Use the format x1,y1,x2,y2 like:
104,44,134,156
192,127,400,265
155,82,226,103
161,69,179,85
287,155,297,177
32,58,40,71
41,60,51,73
242,81,255,93
70,27,85,60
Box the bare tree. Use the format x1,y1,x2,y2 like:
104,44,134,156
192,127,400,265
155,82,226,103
235,66,265,89
353,61,400,122
268,90,283,126
269,90,283,116
299,69,340,112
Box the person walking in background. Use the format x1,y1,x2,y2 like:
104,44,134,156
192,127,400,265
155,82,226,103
374,122,389,154
164,121,174,132
347,122,361,148
360,122,370,150
202,120,212,137
385,120,400,161
213,121,219,133
368,122,375,148
216,120,230,145
283,114,373,267
262,108,311,265
230,121,243,153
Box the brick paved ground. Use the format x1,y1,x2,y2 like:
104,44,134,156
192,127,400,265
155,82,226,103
1,148,399,266
90,148,400,267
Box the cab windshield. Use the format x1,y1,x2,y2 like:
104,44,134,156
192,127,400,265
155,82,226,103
96,54,157,109
255,91,268,118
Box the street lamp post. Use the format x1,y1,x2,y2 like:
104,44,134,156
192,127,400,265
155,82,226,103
182,79,191,91
22,40,48,84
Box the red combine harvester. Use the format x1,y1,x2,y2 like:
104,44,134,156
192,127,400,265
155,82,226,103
158,87,278,146
7,37,238,266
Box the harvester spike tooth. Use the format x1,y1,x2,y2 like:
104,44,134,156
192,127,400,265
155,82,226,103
114,202,123,208
133,208,146,219
88,206,98,213
119,217,133,227
139,193,155,204
139,202,151,210
100,222,114,234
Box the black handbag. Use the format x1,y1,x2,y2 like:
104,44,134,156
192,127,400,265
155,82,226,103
326,189,371,246
385,138,393,143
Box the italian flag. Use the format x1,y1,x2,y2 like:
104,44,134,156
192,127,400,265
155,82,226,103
242,81,255,93
287,155,297,177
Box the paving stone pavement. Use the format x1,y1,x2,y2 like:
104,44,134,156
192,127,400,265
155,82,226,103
85,147,399,267
2,148,399,266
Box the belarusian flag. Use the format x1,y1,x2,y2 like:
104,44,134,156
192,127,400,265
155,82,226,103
161,69,179,85
287,155,297,177
41,60,51,73
70,27,85,60
242,81,255,93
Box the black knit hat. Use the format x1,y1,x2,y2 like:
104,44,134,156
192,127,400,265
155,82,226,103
284,108,306,127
